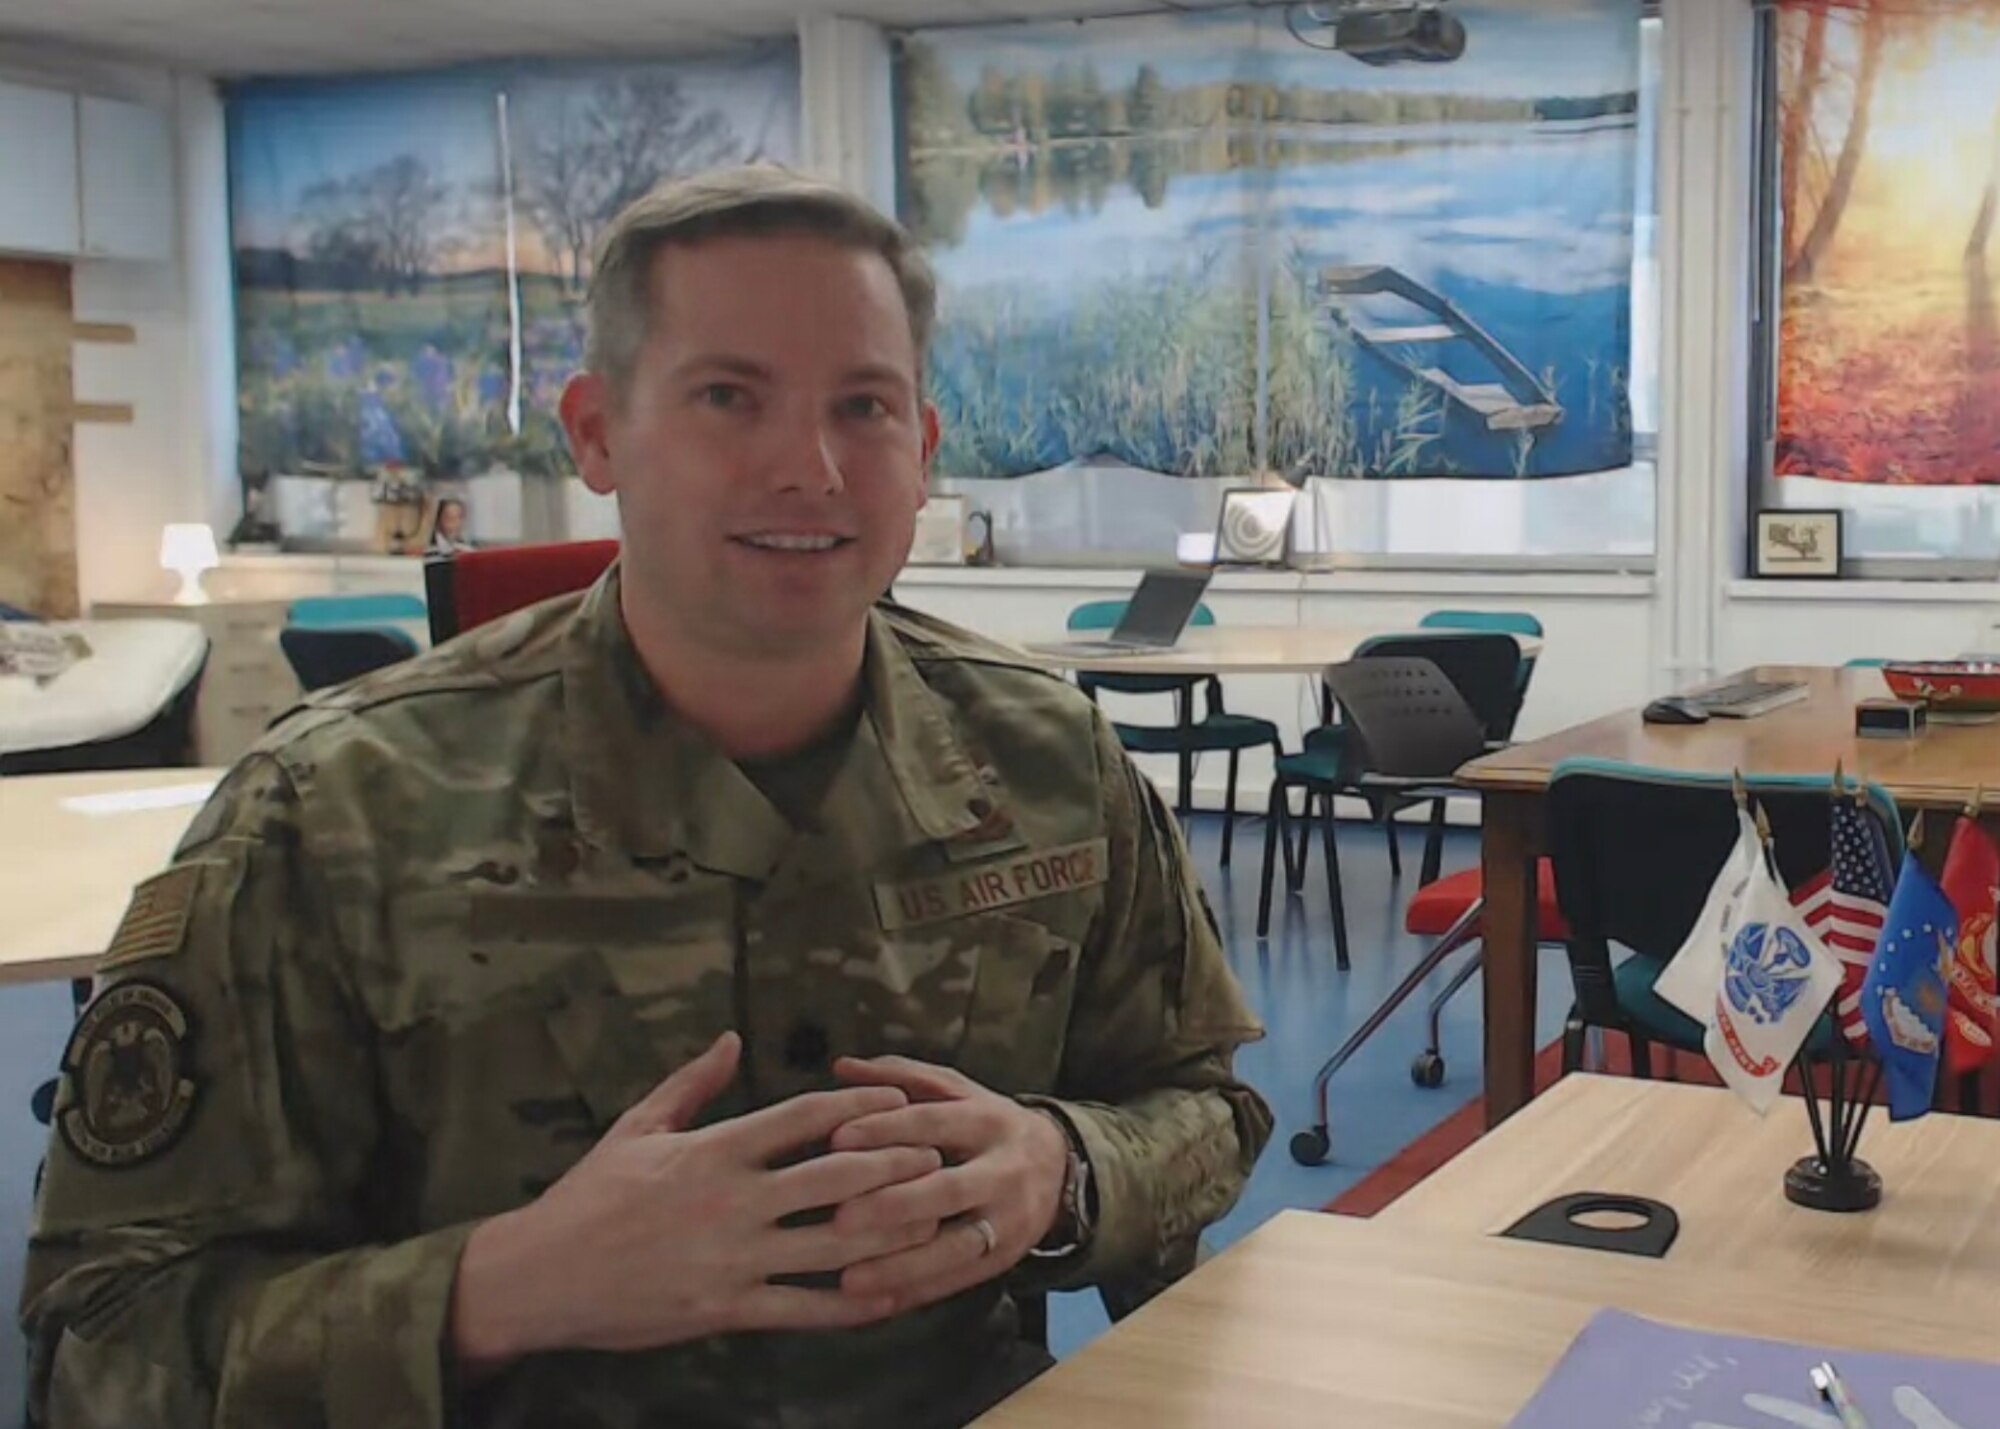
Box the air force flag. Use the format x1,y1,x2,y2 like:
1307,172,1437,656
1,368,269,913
1705,848,1843,1115
1861,850,1959,1122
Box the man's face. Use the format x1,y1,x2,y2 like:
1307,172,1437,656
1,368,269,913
563,232,939,661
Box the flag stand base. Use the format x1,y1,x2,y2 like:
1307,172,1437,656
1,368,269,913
1783,1155,1882,1213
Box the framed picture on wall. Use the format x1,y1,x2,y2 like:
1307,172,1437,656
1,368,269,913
1753,509,1843,579
1215,487,1298,567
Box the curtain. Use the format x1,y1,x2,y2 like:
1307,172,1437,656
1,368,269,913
1774,0,2000,486
227,47,800,487
897,0,1641,481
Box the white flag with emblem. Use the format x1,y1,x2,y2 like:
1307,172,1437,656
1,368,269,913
1655,808,1761,1023
1704,848,1843,1114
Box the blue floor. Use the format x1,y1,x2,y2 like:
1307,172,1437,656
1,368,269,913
0,812,1574,1413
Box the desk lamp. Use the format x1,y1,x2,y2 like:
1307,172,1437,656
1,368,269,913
160,523,220,605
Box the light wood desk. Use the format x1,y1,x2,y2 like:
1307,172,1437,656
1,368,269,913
1013,625,1540,677
0,767,218,987
1386,1074,2000,1302
1460,665,2000,1127
978,1212,1994,1427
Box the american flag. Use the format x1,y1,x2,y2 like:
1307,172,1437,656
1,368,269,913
1792,798,1894,1045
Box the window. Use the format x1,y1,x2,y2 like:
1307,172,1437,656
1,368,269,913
1751,0,2000,571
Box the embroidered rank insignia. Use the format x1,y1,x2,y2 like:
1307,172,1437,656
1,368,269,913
57,981,199,1169
97,865,204,974
875,838,1109,931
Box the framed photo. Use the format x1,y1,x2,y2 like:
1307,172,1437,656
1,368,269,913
1214,486,1298,567
1754,509,1843,579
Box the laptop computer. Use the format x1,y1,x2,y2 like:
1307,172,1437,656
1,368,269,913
1026,568,1212,658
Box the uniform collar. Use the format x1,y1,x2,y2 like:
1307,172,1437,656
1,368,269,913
561,566,1000,878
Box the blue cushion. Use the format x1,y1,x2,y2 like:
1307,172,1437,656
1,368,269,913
288,593,427,628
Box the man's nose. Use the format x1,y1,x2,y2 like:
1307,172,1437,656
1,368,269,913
769,411,846,496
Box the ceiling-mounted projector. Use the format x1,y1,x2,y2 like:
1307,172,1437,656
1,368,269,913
1285,2,1468,65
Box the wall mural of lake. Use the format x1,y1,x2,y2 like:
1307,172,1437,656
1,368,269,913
897,1,1641,480
228,48,799,488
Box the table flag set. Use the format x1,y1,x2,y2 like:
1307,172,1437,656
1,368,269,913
1657,772,2000,1212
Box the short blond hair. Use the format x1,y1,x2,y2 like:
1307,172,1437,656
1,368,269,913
585,165,937,400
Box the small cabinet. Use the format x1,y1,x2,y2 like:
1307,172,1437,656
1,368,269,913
78,95,173,262
0,81,81,257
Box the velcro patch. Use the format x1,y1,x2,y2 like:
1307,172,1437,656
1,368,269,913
57,980,199,1169
97,865,204,974
875,838,1109,931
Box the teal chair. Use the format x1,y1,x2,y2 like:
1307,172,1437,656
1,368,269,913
1266,629,1525,947
287,593,427,628
1544,760,1901,1075
1420,609,1543,709
1069,600,1280,868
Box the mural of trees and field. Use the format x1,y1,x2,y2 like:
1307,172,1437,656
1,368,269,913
1773,0,2000,486
898,2,1642,481
228,48,798,487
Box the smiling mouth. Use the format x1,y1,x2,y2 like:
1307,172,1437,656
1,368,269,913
732,533,855,554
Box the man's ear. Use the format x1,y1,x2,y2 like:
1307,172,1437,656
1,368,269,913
561,374,618,496
919,400,942,501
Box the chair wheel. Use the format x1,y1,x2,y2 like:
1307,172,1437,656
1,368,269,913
1411,1052,1447,1090
1289,1127,1331,1166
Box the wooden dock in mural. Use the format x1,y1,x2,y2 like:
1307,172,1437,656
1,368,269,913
1319,264,1563,433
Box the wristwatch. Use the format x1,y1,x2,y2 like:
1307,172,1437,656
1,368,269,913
1028,1111,1095,1260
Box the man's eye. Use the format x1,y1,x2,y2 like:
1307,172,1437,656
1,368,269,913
842,395,891,420
699,384,749,410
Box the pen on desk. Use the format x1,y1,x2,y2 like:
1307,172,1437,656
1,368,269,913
1812,1361,1872,1429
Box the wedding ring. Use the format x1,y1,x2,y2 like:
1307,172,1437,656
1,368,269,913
970,1216,998,1257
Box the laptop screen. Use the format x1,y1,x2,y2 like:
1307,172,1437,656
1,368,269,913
1111,569,1212,645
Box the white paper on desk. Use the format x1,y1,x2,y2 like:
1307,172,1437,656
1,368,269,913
61,781,218,816
1655,808,1761,1022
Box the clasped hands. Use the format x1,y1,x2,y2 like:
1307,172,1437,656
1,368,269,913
451,1031,1072,1373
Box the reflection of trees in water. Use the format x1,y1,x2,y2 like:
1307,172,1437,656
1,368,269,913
907,131,1519,248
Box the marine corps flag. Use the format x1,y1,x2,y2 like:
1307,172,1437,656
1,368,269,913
1941,814,2000,1077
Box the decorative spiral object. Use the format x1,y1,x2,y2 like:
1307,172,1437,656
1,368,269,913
1220,501,1288,563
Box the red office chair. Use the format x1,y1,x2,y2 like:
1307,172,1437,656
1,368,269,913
425,540,620,642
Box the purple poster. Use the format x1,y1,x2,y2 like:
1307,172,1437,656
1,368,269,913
1510,1310,1996,1428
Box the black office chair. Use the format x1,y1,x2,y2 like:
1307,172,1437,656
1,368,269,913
1067,600,1280,867
1256,632,1521,954
1544,763,1903,1077
279,626,419,692
1288,657,1493,1156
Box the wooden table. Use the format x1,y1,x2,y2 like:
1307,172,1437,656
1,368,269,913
1385,1074,2000,1302
977,1212,1993,1427
1460,664,2000,1128
0,767,218,987
1013,625,1539,677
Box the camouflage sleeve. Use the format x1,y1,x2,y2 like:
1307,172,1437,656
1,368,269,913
1017,714,1273,1300
18,754,473,1428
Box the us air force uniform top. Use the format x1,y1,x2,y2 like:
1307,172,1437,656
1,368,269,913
21,564,1273,1429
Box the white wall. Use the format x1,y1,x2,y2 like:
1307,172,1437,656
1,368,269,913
0,42,218,608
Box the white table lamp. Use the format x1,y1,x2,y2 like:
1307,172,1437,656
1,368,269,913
160,523,219,605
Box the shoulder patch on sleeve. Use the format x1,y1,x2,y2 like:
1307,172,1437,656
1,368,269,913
56,980,200,1169
97,865,206,974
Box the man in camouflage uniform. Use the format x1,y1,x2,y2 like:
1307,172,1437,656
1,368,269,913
21,166,1272,1428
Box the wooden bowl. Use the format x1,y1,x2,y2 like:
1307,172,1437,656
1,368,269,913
1882,662,2000,712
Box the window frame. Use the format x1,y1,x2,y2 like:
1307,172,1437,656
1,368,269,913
1745,0,2000,581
